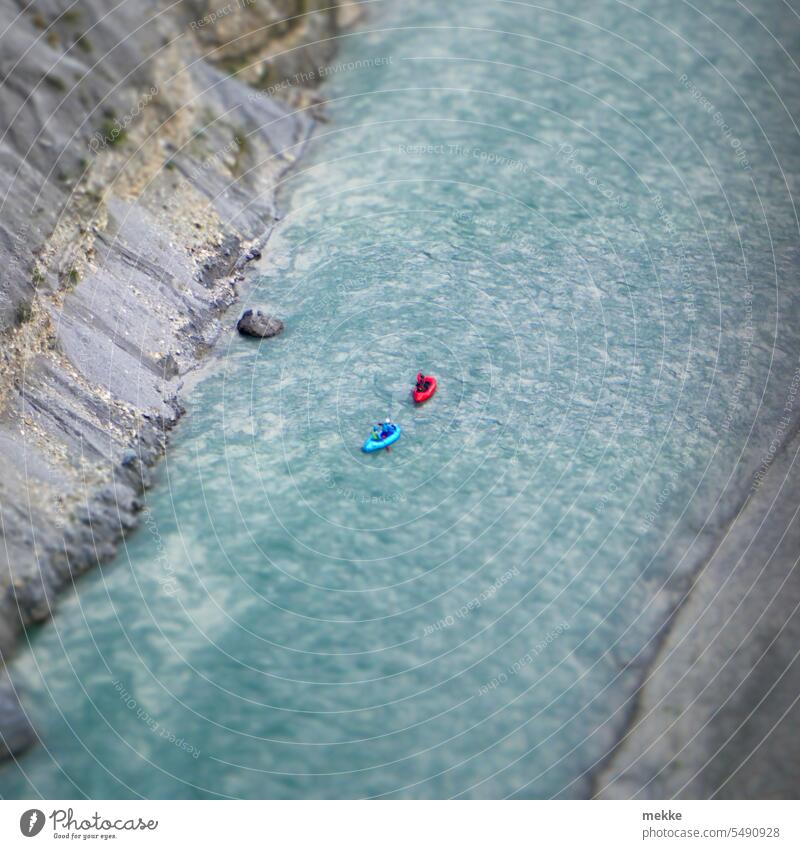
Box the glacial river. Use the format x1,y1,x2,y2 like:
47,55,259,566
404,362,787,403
2,0,799,798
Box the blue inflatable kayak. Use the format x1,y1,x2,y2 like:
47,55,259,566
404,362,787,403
362,423,401,453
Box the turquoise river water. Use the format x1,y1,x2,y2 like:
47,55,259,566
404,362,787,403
2,0,799,798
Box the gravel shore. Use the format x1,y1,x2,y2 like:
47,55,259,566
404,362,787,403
596,423,800,798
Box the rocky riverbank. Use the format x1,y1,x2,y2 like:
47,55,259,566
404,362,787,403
0,0,352,759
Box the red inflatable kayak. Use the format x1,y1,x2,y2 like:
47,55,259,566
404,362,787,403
413,373,437,403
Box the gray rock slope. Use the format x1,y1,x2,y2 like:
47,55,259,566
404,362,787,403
0,0,345,758
596,421,800,799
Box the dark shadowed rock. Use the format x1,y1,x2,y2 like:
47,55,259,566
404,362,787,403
0,674,36,759
196,234,241,288
237,309,284,339
156,352,180,379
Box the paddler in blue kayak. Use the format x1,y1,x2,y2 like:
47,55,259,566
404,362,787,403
371,417,394,451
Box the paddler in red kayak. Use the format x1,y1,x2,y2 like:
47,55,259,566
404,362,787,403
413,372,437,403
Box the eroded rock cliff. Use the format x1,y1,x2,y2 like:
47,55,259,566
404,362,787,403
0,0,347,758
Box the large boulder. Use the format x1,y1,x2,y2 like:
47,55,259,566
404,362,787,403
237,309,284,339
